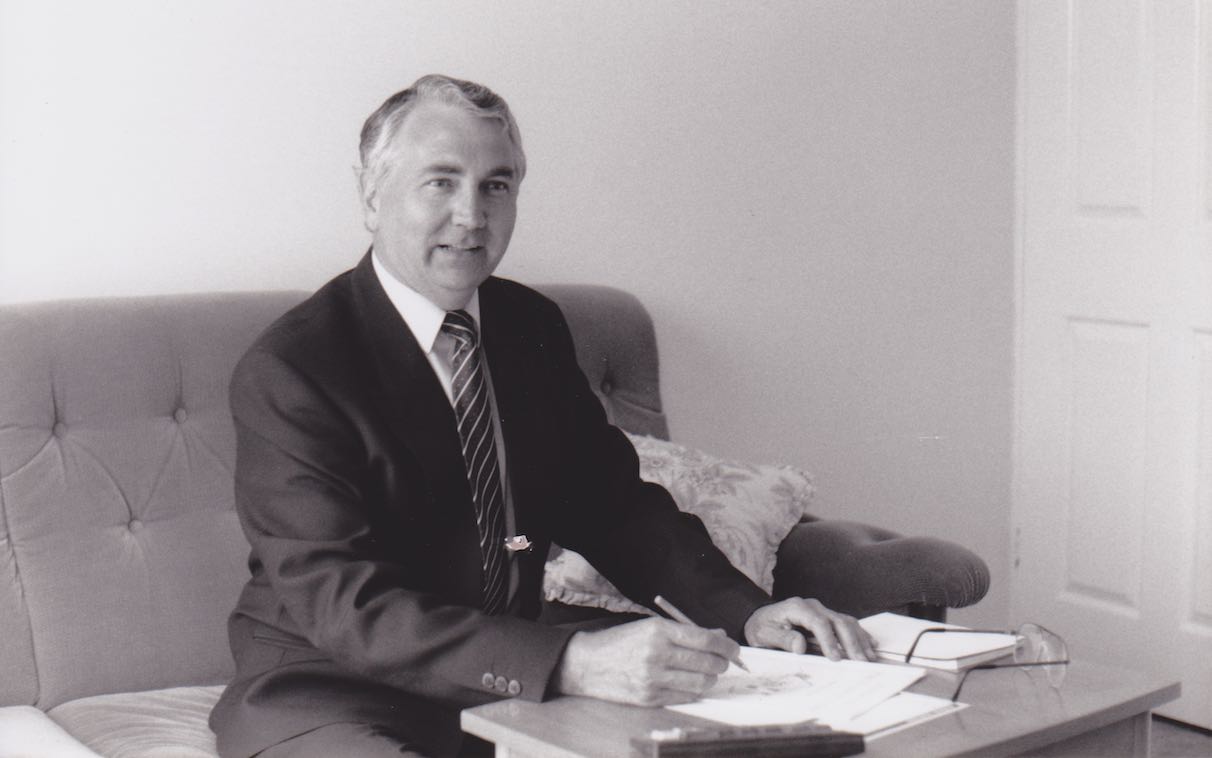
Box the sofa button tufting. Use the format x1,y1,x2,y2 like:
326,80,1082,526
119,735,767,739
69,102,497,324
174,408,188,423
53,422,66,438
600,381,612,395
128,519,144,532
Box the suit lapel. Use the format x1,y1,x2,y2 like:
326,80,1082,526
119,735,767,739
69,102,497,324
350,254,465,486
349,255,482,598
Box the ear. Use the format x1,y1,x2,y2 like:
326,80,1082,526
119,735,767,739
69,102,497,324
355,166,380,233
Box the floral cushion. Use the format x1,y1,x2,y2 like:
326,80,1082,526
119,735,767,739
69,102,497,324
542,434,814,614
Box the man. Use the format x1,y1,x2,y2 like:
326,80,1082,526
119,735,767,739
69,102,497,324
210,74,874,757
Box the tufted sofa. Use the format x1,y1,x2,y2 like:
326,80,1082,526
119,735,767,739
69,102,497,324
0,285,988,757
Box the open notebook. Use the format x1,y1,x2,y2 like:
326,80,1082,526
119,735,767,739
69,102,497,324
858,612,1017,671
665,647,963,737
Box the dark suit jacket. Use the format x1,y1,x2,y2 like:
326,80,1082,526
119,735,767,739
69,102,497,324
209,254,770,756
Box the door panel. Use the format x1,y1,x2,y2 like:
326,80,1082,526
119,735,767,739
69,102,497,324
1014,0,1212,728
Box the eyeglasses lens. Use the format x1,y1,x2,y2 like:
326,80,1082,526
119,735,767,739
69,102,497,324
1015,623,1068,687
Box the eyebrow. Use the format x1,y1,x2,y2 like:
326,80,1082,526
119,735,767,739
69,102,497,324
423,164,515,179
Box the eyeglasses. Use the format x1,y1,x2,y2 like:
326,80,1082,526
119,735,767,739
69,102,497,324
904,623,1070,702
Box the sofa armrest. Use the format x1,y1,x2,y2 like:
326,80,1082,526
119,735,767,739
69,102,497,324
771,520,990,622
0,706,102,757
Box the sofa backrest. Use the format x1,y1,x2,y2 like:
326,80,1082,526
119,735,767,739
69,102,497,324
0,283,666,709
537,284,669,441
0,292,305,709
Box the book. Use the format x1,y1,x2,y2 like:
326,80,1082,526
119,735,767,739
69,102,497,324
858,612,1018,671
631,723,864,757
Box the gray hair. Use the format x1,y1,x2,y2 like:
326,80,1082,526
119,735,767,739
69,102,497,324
358,74,526,188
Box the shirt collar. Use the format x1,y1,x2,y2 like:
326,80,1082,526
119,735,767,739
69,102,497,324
371,251,481,354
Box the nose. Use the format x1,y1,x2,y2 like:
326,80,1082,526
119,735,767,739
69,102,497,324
452,186,486,229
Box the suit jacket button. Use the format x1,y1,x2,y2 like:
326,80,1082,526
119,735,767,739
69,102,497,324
481,673,495,689
494,676,508,693
507,680,521,696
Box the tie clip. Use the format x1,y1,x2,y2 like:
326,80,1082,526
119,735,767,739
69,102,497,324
504,535,533,553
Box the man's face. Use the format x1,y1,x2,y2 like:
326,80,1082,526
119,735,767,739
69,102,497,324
363,101,519,310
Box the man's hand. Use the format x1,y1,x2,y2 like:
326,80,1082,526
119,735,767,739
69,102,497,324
743,598,876,661
553,618,738,706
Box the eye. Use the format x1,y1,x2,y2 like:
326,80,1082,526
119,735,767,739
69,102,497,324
484,180,512,196
425,177,454,189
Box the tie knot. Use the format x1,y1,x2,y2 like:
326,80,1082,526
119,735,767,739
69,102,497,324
442,310,478,348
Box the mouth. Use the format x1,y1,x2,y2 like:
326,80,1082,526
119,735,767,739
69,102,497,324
435,244,486,254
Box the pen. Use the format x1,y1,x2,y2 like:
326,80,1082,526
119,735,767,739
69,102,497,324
653,594,750,672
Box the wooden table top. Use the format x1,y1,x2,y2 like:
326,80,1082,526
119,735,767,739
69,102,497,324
462,659,1179,757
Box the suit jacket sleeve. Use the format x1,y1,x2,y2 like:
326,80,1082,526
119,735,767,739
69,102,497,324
230,345,574,708
531,296,773,640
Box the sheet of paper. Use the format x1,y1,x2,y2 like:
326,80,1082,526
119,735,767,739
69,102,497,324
830,691,966,737
666,647,924,727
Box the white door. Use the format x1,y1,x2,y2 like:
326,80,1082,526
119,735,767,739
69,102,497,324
1013,0,1212,728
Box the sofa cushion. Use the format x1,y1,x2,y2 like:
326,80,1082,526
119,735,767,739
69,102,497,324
0,705,101,757
543,434,814,614
48,685,223,758
0,522,37,706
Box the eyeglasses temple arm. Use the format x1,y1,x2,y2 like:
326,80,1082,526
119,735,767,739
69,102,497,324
903,627,951,663
950,659,1071,702
903,628,1021,663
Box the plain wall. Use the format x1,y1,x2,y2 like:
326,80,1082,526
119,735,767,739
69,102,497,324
0,0,1015,626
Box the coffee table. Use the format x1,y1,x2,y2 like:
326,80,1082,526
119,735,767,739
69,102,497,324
461,659,1179,757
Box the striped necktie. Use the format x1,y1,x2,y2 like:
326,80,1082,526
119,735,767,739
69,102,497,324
441,310,508,615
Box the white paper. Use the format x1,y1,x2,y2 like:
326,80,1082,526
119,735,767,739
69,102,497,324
831,691,966,737
666,647,924,727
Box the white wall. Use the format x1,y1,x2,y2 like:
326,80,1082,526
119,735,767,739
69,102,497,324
0,0,1016,626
